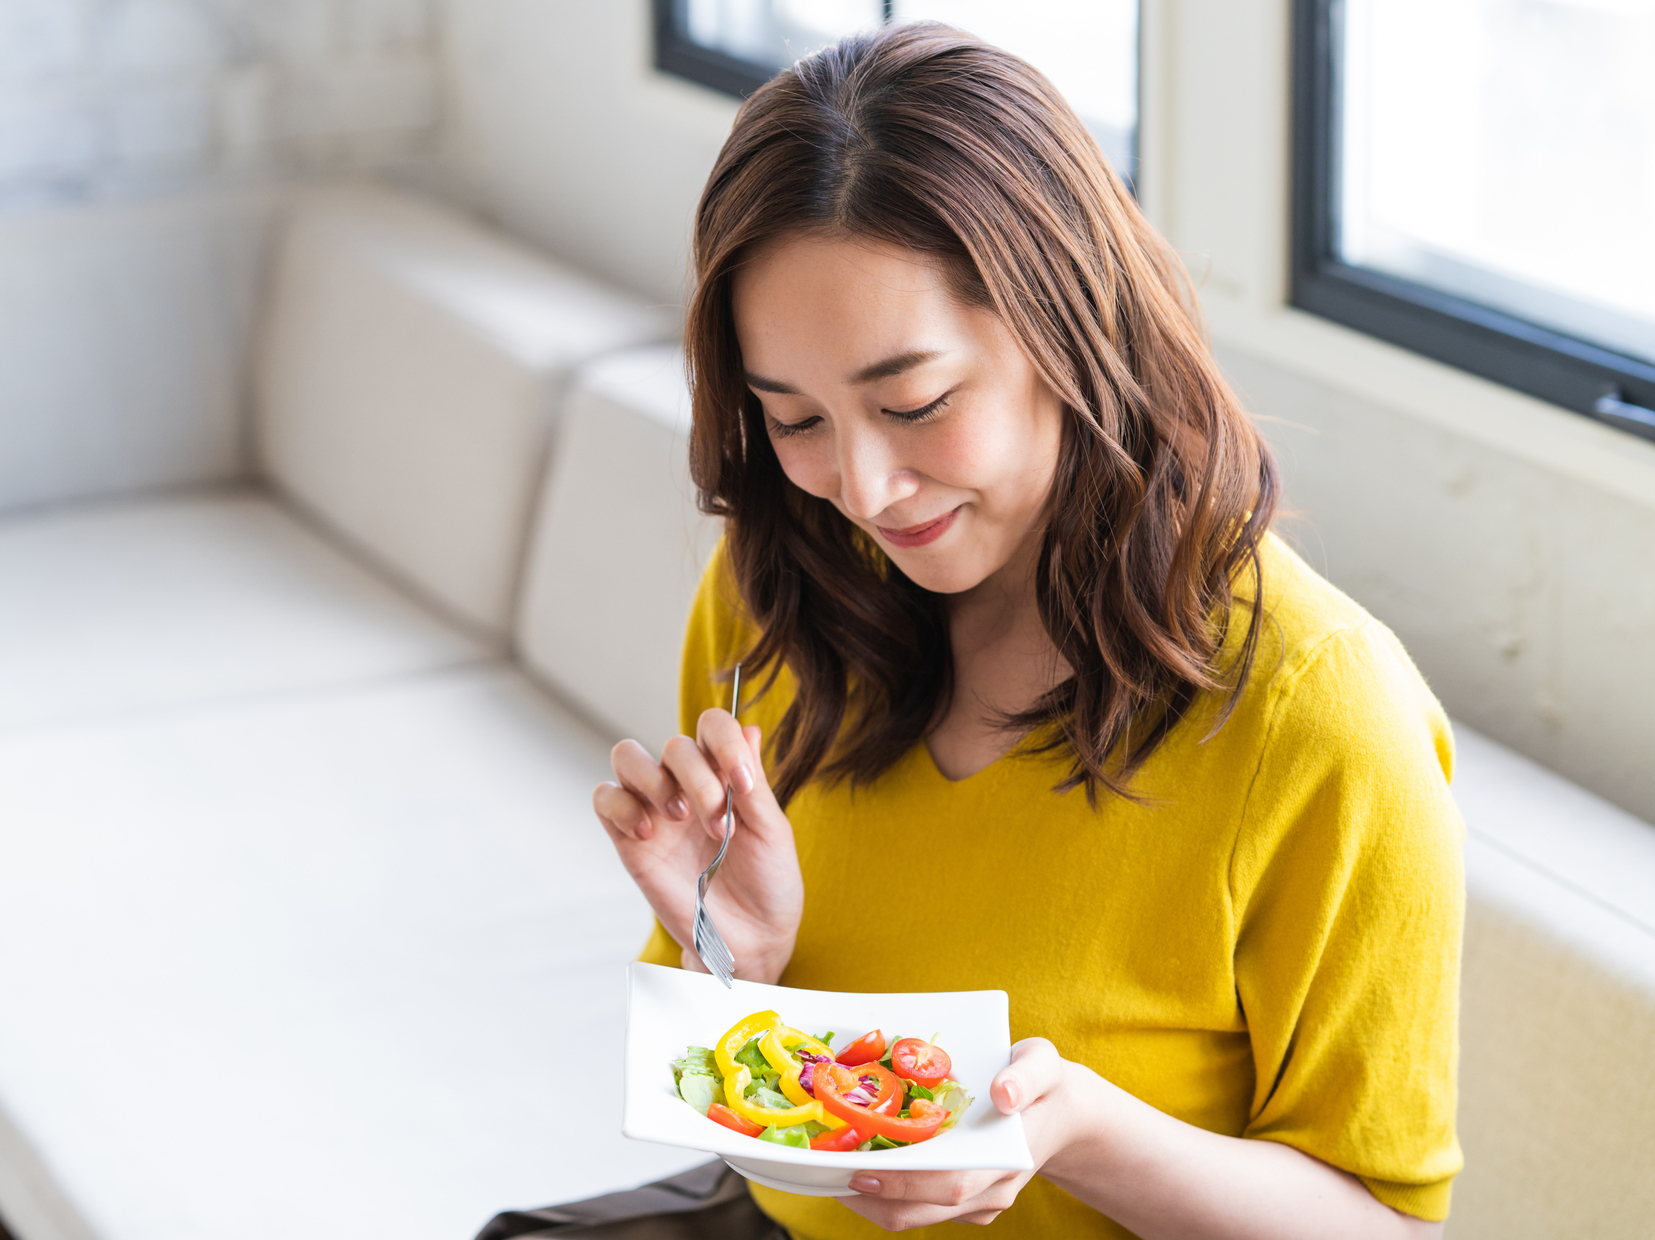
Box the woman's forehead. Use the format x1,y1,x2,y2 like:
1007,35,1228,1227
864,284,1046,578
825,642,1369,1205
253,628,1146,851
737,233,947,306
732,235,979,377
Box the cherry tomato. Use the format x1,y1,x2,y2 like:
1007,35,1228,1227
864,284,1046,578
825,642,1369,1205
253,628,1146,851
890,1038,952,1089
835,1029,887,1066
707,1103,763,1137
809,1125,870,1151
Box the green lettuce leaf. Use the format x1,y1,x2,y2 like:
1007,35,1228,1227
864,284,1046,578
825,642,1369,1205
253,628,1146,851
734,1036,770,1076
671,1046,719,1083
933,1081,973,1131
758,1124,812,1149
677,1073,722,1115
744,1081,795,1111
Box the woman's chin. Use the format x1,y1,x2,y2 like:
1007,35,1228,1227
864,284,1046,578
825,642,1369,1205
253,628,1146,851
887,551,993,596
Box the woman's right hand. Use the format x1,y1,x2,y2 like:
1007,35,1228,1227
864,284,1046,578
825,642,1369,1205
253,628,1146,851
593,708,803,985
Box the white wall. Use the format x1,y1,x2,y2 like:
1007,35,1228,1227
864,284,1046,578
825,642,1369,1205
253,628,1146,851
445,2,1655,823
438,0,737,307
0,185,283,512
0,0,441,210
0,0,451,515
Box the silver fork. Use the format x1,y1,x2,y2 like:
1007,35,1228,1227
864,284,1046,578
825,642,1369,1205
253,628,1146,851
693,663,741,986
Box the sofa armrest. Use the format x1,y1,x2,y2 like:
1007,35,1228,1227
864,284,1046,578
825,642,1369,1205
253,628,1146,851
515,345,720,745
1453,723,1655,1238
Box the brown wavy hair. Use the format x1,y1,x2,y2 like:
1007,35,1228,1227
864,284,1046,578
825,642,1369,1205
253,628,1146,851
685,22,1278,809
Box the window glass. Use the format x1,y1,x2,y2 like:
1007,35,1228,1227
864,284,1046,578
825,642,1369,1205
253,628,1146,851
1339,0,1655,366
684,0,884,66
890,2,1137,176
678,1,1138,178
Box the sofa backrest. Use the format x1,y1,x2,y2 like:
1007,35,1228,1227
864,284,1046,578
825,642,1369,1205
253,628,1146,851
255,183,672,640
516,345,721,746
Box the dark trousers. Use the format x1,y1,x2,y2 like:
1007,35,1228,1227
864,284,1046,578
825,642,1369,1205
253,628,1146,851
474,1161,787,1240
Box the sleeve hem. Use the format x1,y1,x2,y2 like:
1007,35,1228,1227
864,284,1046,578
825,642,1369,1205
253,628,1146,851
1359,1174,1453,1223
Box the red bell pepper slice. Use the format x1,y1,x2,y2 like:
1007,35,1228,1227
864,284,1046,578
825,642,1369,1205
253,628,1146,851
844,1062,903,1113
816,1064,949,1143
707,1103,764,1138
806,1064,903,1150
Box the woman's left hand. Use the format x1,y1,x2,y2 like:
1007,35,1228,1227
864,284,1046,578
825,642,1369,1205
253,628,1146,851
840,1037,1073,1230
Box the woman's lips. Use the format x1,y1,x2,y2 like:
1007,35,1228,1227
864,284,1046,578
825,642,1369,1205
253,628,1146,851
876,506,961,549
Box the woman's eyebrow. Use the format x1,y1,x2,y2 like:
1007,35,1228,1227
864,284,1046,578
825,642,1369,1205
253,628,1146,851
851,349,944,384
744,372,801,394
743,349,945,395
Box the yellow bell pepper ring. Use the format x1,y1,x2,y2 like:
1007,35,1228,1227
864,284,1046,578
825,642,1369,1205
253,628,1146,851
722,1064,836,1129
715,1010,842,1130
715,1010,780,1082
760,1025,838,1110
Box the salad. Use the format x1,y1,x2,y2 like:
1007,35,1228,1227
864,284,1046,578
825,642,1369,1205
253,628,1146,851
671,1008,972,1152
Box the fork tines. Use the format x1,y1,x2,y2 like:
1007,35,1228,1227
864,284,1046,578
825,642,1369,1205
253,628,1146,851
694,899,735,985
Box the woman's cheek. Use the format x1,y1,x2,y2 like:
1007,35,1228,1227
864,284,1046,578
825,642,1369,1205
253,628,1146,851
953,396,1059,506
925,411,1003,496
771,438,838,501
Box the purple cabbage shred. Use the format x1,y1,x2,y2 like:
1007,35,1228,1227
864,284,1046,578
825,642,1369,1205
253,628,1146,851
796,1050,832,1097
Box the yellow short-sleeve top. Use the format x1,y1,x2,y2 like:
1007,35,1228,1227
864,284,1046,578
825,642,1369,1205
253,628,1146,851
641,532,1464,1239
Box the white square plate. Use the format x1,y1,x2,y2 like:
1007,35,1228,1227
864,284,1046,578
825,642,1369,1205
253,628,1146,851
622,962,1033,1196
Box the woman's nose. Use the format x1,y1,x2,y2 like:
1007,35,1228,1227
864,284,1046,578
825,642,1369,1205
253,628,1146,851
835,425,905,521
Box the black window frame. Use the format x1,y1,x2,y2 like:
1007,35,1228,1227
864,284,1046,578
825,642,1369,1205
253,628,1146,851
654,0,1142,198
653,0,894,99
1290,0,1655,444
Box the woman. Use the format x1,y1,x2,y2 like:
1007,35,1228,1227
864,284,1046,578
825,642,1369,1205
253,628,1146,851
594,22,1461,1239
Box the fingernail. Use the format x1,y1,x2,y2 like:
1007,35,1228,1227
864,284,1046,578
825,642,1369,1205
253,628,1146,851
733,763,754,794
849,1176,880,1194
667,796,688,820
1002,1080,1022,1110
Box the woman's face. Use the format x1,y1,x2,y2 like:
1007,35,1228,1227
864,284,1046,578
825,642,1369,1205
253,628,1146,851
731,234,1066,596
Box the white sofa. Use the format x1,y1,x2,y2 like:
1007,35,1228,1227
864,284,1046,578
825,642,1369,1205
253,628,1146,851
0,182,1648,1240
0,183,712,1240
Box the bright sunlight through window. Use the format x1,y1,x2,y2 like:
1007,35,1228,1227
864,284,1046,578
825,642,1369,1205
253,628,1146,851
1339,0,1655,366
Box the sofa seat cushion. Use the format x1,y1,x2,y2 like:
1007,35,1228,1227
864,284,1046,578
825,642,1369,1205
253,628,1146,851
0,667,701,1240
0,490,486,736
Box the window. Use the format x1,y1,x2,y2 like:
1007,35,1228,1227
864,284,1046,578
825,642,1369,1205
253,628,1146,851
1293,0,1655,443
653,0,1139,183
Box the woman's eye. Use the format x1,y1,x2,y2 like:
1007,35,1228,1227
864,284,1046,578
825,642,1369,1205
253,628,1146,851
884,392,952,424
767,415,821,439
